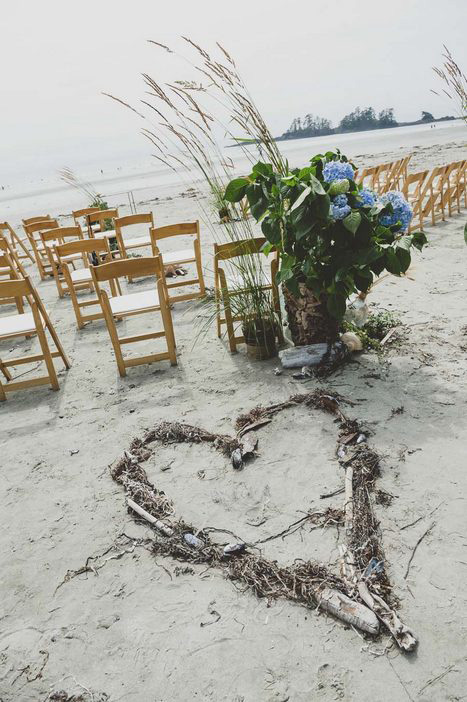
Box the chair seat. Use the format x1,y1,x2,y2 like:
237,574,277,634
160,248,195,265
71,268,93,283
101,229,117,239
109,289,160,316
0,312,44,339
123,236,152,249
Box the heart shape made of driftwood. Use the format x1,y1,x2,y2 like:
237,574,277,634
110,388,416,652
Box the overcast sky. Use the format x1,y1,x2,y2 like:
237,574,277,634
1,0,465,182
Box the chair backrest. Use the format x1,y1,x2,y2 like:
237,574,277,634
0,276,32,301
24,219,60,237
91,255,163,285
356,165,378,188
55,236,110,260
87,208,119,226
0,222,14,238
22,215,53,226
214,236,267,262
72,206,101,221
115,213,154,230
0,251,18,274
151,221,199,241
40,225,83,245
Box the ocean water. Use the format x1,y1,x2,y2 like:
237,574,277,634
1,120,465,224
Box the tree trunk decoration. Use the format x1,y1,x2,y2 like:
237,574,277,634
284,284,339,346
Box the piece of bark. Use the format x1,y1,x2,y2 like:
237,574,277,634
344,465,354,536
127,498,174,537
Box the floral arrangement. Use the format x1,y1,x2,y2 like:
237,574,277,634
225,151,427,343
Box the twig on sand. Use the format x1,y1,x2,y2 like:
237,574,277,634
404,523,435,579
418,663,457,695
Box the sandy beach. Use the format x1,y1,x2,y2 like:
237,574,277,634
1,133,467,702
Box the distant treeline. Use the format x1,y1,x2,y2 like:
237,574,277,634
278,109,456,141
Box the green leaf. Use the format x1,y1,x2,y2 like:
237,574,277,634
290,186,311,212
342,211,361,234
464,221,467,245
252,161,273,178
327,293,347,320
224,177,249,203
385,248,401,275
261,241,274,256
395,246,411,273
309,173,326,195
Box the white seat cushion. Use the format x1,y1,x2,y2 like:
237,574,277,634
0,312,44,339
109,289,159,316
122,236,151,249
101,229,117,238
71,268,92,283
160,248,195,265
224,268,272,288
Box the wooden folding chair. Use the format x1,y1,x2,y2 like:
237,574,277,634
23,218,60,280
86,208,119,241
356,165,379,189
0,249,25,314
373,162,393,194
0,236,28,278
41,226,84,297
150,221,206,303
72,207,102,236
402,170,429,206
214,237,282,353
0,222,34,263
90,256,176,377
416,166,449,230
55,237,112,328
381,158,404,193
0,276,70,400
444,161,466,216
115,213,154,260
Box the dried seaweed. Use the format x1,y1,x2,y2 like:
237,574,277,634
109,388,415,648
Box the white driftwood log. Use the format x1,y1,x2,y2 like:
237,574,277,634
357,583,417,652
344,466,354,536
316,587,379,635
127,498,174,537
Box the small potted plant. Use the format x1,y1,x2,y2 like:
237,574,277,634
225,152,427,347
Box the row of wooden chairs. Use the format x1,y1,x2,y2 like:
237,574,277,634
355,155,412,194
402,160,466,231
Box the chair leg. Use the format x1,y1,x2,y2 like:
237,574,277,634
101,294,126,377
221,287,237,353
0,379,6,401
32,304,60,391
158,286,177,366
0,357,12,382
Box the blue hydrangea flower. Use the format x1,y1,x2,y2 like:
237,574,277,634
356,188,377,208
323,160,355,183
379,191,413,231
331,194,351,220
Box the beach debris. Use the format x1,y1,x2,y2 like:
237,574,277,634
69,449,79,456
380,327,398,346
363,558,385,579
273,367,282,376
237,418,272,437
223,543,247,557
344,297,369,328
341,331,363,352
231,448,244,470
356,433,367,444
292,365,313,380
239,432,258,459
279,343,340,369
184,533,205,549
109,387,415,649
127,498,174,537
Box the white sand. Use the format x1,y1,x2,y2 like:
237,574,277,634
1,138,467,701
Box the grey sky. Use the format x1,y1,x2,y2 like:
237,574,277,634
1,0,465,181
